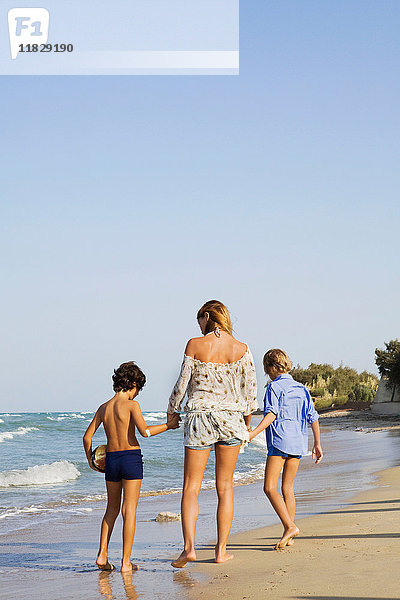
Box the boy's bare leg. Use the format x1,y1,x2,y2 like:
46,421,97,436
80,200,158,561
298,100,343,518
214,443,241,563
172,447,211,568
264,456,299,549
97,480,122,569
121,479,142,573
281,457,300,546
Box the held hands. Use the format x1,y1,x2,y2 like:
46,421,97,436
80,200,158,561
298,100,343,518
312,444,323,464
166,412,181,430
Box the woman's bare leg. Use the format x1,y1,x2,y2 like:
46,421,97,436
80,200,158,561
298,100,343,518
264,456,299,549
121,479,142,572
171,447,211,568
214,443,241,563
281,458,300,545
97,480,122,569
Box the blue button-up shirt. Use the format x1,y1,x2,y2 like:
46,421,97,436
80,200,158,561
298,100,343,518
263,374,319,456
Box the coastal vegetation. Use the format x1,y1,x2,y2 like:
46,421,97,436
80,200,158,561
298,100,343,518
291,363,379,410
375,339,400,402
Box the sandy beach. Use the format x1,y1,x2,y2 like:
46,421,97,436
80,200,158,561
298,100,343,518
189,469,400,600
1,409,399,600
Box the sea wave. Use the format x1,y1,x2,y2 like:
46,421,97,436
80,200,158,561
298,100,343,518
47,413,88,422
200,463,266,490
0,413,22,417
144,412,166,422
0,426,39,443
0,505,93,521
249,435,267,454
0,460,80,488
0,419,3,423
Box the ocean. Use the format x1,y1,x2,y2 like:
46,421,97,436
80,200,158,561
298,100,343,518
1,411,400,600
1,410,400,538
0,410,272,535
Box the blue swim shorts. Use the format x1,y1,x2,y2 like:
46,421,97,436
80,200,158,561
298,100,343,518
105,449,143,482
267,446,301,459
186,437,242,450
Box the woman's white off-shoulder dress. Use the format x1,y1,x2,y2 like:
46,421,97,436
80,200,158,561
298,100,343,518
167,347,259,449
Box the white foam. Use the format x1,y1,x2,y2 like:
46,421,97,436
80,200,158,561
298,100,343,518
144,412,166,422
200,462,266,490
47,413,88,421
0,460,80,488
0,426,39,443
0,418,4,423
0,413,22,417
0,504,92,520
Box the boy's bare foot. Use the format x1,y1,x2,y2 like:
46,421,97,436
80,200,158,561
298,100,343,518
121,561,139,573
171,550,196,568
274,525,299,550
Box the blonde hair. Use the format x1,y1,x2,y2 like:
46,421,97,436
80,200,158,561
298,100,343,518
263,349,292,374
197,300,233,335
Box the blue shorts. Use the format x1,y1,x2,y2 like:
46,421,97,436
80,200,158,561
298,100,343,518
186,437,242,451
105,449,143,482
267,446,301,459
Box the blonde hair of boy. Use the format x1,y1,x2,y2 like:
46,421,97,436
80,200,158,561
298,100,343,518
263,349,292,374
196,300,233,336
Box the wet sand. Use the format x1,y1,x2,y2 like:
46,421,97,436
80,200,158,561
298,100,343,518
1,410,399,600
188,466,400,600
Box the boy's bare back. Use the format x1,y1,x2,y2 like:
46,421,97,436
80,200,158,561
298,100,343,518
100,396,140,452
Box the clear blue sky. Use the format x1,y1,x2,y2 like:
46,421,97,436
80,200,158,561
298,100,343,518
1,1,399,412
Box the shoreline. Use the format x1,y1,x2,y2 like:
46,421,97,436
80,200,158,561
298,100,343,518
0,412,399,599
187,466,400,600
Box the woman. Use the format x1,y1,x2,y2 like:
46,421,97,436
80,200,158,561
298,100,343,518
167,300,258,567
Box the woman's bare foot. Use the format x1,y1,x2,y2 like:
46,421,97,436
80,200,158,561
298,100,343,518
171,550,196,568
121,561,139,573
274,525,299,550
215,545,234,563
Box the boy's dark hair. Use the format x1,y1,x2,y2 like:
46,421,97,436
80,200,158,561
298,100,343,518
112,361,146,393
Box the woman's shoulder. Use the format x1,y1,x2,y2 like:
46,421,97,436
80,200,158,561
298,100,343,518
234,339,248,355
184,336,204,358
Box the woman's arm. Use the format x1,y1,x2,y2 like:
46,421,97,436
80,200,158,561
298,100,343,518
243,349,259,416
167,343,194,415
244,414,252,430
248,412,276,441
132,401,180,437
83,409,103,470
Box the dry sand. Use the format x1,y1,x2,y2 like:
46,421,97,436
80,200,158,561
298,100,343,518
187,466,400,600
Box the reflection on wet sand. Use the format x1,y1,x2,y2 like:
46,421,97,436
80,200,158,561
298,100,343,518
173,568,199,589
121,572,139,600
98,570,138,600
97,565,199,600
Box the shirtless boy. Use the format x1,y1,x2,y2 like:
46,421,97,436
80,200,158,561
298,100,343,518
83,361,180,572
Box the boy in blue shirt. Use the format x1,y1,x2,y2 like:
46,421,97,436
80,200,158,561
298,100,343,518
249,349,323,549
